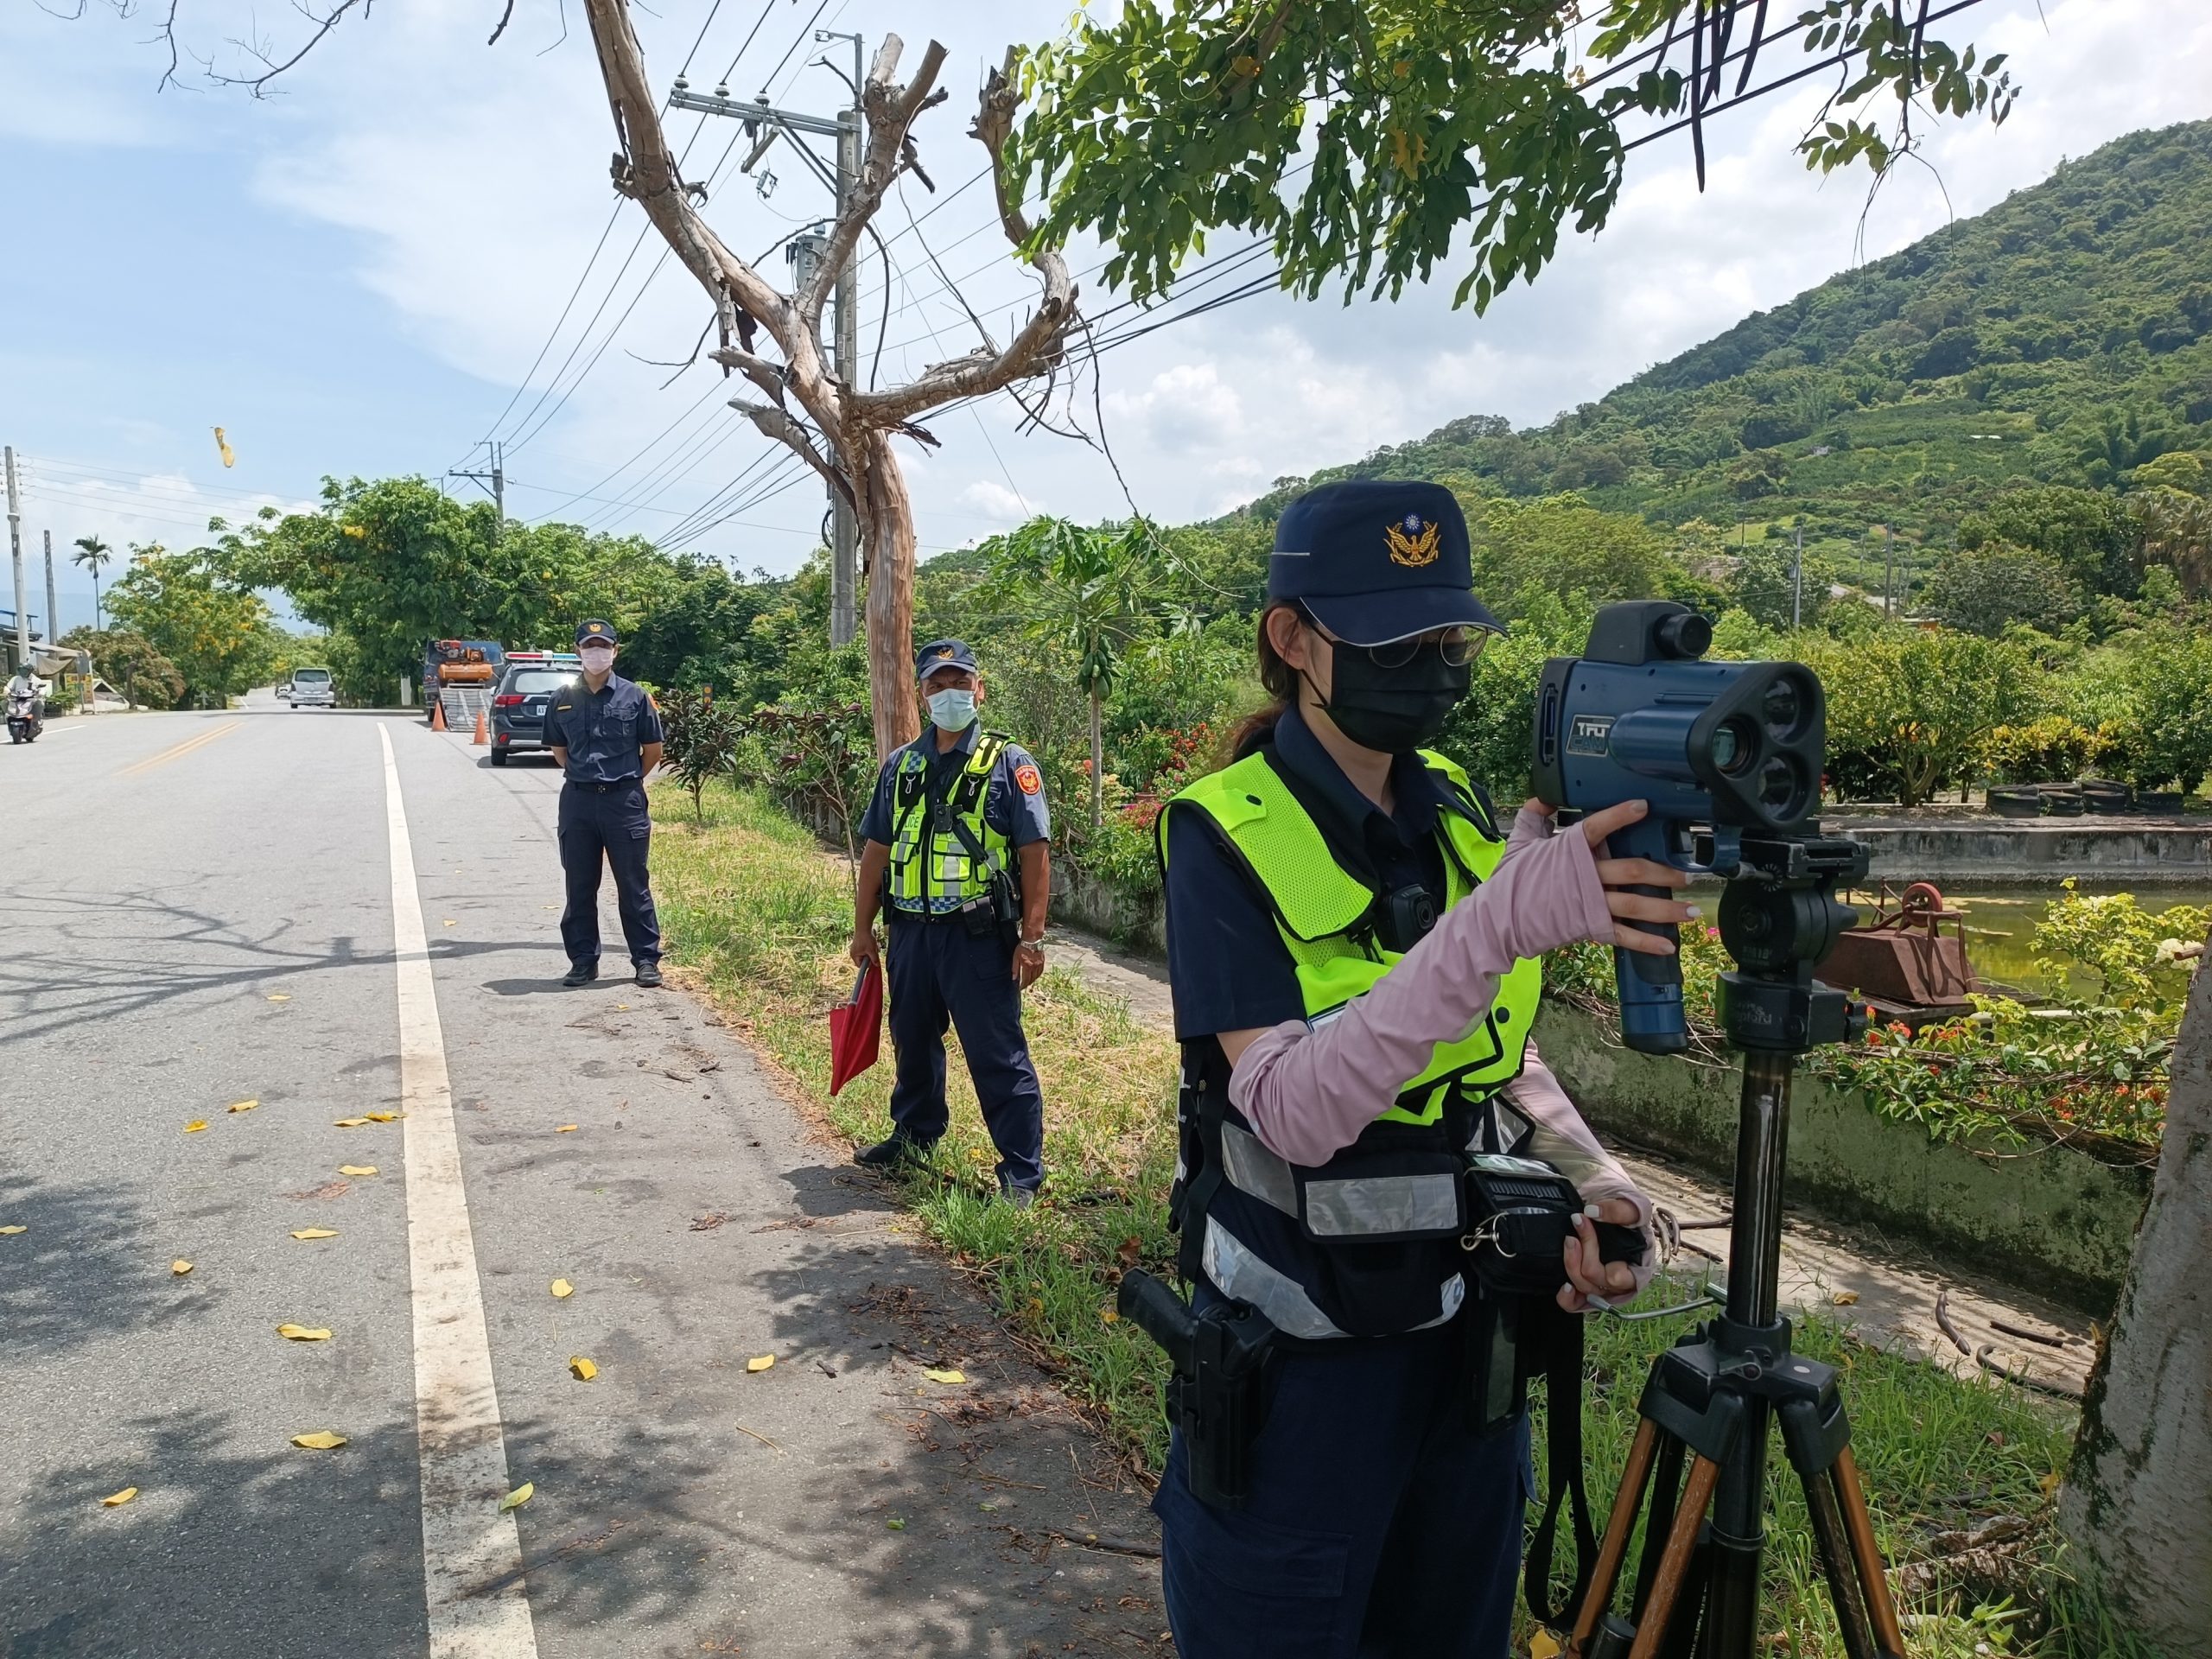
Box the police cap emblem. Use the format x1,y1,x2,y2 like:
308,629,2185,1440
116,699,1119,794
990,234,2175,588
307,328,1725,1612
1384,512,1440,569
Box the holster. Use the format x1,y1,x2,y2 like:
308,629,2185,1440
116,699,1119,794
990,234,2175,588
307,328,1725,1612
1117,1269,1276,1510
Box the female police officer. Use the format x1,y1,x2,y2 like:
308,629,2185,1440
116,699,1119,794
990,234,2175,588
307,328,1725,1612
1153,480,1694,1658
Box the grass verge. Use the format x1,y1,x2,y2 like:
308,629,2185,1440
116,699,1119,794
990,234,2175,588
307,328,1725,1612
651,779,2152,1659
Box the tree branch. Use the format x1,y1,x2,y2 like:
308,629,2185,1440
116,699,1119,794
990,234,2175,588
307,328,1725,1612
579,0,840,435
801,35,950,333
210,0,370,96
730,399,855,508
853,49,1075,429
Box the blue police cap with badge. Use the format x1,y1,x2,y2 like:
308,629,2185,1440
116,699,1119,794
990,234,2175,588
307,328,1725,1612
575,619,620,647
1268,480,1500,646
913,639,978,683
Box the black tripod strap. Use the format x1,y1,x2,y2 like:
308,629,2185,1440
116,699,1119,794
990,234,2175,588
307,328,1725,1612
1524,1312,1600,1630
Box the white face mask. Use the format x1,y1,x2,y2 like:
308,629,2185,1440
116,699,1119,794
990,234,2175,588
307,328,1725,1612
580,645,615,674
925,688,977,731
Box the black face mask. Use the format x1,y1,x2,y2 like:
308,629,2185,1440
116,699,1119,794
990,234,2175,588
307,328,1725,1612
1316,642,1471,753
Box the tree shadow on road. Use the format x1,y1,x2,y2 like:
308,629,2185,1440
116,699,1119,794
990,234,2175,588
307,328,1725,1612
0,1173,196,1363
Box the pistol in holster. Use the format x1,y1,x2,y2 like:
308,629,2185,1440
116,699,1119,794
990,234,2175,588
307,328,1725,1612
1117,1268,1275,1510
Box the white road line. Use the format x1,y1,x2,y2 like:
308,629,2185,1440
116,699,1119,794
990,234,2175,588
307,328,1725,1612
380,723,542,1659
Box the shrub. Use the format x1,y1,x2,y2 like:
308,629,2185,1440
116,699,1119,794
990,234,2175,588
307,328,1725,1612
1801,629,2042,805
1982,716,2097,785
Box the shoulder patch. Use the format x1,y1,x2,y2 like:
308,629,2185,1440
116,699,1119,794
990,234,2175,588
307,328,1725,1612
1014,763,1043,796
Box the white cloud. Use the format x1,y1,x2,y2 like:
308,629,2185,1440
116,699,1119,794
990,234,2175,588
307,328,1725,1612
957,480,1036,523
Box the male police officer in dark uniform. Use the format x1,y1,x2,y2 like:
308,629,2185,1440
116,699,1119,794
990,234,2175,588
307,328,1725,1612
547,620,666,988
848,639,1052,1203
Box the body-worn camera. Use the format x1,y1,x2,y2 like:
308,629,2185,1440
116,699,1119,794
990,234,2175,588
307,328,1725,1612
1531,601,1829,1054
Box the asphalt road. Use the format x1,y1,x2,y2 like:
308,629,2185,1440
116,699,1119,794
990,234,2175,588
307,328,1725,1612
1,702,1157,1659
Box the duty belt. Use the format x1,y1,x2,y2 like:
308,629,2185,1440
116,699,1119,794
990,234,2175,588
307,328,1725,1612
566,778,640,792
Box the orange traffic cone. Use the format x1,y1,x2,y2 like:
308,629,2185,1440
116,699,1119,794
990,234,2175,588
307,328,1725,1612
472,709,488,746
430,700,447,731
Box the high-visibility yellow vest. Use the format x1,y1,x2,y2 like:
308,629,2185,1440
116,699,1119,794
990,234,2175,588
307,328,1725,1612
886,732,1012,913
1166,747,1540,1120
1158,744,1545,1340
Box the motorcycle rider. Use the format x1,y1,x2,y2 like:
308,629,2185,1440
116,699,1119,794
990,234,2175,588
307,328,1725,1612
6,662,46,721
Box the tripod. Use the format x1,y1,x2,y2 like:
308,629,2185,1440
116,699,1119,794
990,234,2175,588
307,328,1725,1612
1567,830,1904,1659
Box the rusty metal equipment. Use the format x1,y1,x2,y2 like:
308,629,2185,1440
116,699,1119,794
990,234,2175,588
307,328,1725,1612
1820,880,1979,1019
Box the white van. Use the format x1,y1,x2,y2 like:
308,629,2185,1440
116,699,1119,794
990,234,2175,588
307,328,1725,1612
285,666,336,709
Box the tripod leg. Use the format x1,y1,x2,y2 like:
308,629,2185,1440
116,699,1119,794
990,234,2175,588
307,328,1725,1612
1570,1418,1662,1656
1801,1462,1878,1659
1833,1449,1907,1659
1627,1456,1721,1659
1630,1432,1687,1619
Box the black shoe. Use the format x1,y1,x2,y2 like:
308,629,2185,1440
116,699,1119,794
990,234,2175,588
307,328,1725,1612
634,962,664,988
855,1135,933,1172
562,961,598,988
998,1182,1040,1211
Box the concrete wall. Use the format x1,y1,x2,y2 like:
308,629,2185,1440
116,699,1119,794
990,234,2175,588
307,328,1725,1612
1840,821,2212,881
1533,1001,2153,1313
1049,861,1166,955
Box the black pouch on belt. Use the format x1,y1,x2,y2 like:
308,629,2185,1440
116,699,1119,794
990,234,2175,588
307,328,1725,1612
1460,1153,1647,1300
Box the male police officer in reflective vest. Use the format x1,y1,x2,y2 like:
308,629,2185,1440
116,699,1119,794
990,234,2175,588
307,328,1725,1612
547,619,666,988
849,639,1052,1203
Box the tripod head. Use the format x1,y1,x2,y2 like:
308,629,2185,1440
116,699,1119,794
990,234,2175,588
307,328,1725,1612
1699,827,1871,1056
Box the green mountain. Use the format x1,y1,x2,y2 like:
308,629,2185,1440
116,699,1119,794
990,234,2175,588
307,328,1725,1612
1249,119,2212,562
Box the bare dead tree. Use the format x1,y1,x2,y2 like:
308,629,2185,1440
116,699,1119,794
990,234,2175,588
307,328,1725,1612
580,2,1078,759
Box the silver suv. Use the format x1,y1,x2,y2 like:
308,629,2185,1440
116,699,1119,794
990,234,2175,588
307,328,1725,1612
285,667,336,709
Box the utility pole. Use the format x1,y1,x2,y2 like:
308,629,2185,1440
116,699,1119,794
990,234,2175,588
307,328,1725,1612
1790,523,1803,631
1882,523,1894,620
449,441,505,543
44,529,58,648
671,39,863,646
4,446,26,671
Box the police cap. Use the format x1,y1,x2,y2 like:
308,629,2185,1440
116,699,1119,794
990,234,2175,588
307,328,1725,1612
913,639,978,683
1267,480,1500,647
575,619,620,647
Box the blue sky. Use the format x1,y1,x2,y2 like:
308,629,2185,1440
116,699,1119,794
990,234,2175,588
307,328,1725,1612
3,0,2206,639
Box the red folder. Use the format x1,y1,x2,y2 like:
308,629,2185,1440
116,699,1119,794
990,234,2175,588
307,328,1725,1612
829,960,882,1096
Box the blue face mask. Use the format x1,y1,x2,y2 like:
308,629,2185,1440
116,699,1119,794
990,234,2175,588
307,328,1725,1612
925,688,977,732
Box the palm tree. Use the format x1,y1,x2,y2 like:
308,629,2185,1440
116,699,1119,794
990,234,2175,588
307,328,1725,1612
73,536,113,630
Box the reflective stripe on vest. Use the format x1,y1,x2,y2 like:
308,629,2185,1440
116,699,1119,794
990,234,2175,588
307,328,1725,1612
1200,1215,1467,1341
887,733,1011,912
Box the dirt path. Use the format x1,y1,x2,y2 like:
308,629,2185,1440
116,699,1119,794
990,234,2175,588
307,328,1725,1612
1041,923,2095,1398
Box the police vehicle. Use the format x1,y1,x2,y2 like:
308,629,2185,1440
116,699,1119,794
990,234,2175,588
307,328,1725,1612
487,651,581,767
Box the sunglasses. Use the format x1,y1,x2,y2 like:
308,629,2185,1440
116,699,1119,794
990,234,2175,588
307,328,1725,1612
1305,613,1487,670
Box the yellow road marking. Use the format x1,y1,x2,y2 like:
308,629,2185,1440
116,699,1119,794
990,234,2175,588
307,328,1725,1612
118,720,243,777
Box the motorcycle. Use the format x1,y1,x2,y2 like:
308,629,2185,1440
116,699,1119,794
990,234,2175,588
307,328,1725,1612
7,690,43,744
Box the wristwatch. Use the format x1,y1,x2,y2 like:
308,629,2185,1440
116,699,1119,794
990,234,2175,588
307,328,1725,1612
1017,935,1046,950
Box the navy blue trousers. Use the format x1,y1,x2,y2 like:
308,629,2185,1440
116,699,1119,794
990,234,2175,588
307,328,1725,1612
1153,1324,1531,1659
557,780,662,968
884,912,1045,1191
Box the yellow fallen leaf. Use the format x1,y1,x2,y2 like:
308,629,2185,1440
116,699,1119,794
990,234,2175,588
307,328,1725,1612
1100,1307,1118,1324
556,1124,579,1134
442,919,458,927
183,1121,209,1134
171,1259,193,1274
923,1369,967,1386
2039,1470,2064,1495
499,1482,534,1512
0,1225,24,1236
267,994,290,1002
291,1431,348,1450
746,1354,775,1373
276,1324,333,1342
334,1117,370,1128
339,1165,378,1177
364,1111,399,1122
1530,1630,1563,1659
102,1487,138,1508
569,1356,598,1381
291,1228,339,1241
550,1279,574,1299
228,1099,258,1114
1832,1290,1860,1306
615,1004,631,1011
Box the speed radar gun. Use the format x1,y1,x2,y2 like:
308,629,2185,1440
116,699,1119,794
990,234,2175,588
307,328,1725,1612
1532,602,1902,1659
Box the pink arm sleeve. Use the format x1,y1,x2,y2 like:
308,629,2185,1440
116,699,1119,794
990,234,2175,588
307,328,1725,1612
1225,806,1615,1169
